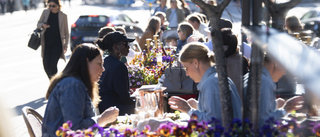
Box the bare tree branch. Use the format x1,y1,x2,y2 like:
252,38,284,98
263,0,302,30
191,0,233,128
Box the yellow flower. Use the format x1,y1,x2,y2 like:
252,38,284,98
159,128,171,137
84,129,93,136
62,123,69,129
55,129,62,136
142,125,151,134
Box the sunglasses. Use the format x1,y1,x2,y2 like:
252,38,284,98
116,42,129,47
48,5,56,8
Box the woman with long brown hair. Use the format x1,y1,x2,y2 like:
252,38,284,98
138,16,161,50
176,22,194,53
42,44,119,137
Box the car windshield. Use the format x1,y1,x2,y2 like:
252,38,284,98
123,14,134,23
76,15,109,24
301,11,317,20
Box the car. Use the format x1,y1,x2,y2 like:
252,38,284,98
70,13,144,51
185,0,201,13
300,8,320,39
83,0,135,6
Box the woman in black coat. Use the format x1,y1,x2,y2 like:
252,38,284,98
95,31,136,115
37,0,69,79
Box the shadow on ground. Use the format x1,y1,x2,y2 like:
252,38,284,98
12,97,46,116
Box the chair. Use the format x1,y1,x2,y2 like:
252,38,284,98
22,106,43,137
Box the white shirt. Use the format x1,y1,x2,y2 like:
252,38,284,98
198,23,209,38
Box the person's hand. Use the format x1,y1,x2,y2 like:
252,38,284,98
187,98,198,109
276,98,285,109
283,96,304,114
168,96,191,113
42,23,50,29
98,106,119,127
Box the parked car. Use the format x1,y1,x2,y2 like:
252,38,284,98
70,13,143,51
300,8,320,39
185,0,201,13
83,0,135,6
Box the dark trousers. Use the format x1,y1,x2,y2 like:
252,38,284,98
8,2,14,13
43,44,62,79
0,2,5,14
23,5,28,12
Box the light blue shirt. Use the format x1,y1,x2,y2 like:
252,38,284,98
42,77,97,137
188,67,242,122
168,9,178,28
204,39,213,51
242,42,251,59
243,67,286,128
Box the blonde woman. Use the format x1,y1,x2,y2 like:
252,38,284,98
168,42,241,122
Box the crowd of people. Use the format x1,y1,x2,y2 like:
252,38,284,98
29,0,316,136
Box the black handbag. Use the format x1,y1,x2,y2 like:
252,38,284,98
28,29,41,50
163,63,195,94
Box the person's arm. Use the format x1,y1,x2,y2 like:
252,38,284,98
37,10,46,29
187,98,198,109
165,9,170,22
113,64,134,105
138,33,147,51
177,9,185,23
168,96,191,113
228,78,242,119
96,107,119,127
282,96,304,113
59,82,96,130
276,98,285,109
259,78,284,127
63,13,69,52
189,81,221,122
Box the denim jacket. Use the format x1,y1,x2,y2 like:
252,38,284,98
42,77,97,137
243,68,285,128
188,67,242,122
176,35,191,54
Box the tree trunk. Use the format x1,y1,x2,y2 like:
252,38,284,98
191,0,232,128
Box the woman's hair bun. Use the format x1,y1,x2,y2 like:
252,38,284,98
95,39,105,51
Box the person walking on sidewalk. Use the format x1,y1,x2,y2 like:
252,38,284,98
7,0,14,14
22,0,30,12
165,0,185,30
37,0,69,79
30,0,37,9
153,0,167,15
0,0,6,14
